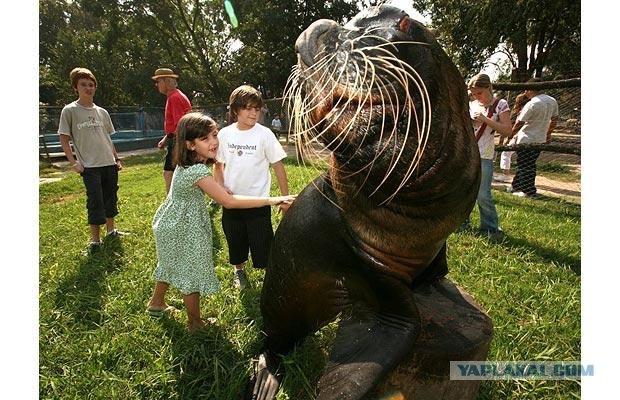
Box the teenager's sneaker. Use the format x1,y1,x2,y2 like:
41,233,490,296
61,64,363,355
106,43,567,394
511,191,527,197
233,269,250,289
85,241,102,255
106,229,128,238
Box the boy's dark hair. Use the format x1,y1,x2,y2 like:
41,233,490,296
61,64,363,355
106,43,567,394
228,85,264,119
173,112,218,167
69,67,97,89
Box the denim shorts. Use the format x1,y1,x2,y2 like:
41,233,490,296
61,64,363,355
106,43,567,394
80,165,119,225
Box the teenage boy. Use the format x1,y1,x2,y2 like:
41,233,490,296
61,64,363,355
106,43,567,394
58,67,124,254
152,68,192,193
214,85,290,289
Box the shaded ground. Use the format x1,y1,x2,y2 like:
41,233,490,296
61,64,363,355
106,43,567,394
39,138,581,203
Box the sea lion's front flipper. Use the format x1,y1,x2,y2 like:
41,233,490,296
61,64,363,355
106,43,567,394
245,350,284,400
316,275,421,400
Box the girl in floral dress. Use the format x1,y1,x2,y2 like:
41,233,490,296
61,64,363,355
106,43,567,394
147,112,295,332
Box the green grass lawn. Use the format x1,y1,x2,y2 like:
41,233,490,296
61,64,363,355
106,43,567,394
39,154,581,399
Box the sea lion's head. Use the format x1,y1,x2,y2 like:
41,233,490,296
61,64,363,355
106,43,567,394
287,5,479,213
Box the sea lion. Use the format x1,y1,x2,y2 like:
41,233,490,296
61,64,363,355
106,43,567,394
247,5,480,400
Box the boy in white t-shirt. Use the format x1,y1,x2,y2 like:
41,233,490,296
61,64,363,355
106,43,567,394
214,85,290,289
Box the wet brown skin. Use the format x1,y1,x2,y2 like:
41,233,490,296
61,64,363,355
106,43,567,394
245,5,480,400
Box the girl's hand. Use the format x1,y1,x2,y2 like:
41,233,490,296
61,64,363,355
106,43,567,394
116,159,123,171
269,194,297,206
472,111,487,123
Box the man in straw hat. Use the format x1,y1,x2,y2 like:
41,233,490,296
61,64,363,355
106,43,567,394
152,68,192,193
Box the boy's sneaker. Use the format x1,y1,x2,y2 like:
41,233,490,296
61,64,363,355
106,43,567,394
233,269,250,289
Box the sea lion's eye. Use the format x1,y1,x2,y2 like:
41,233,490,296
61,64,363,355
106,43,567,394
398,16,411,34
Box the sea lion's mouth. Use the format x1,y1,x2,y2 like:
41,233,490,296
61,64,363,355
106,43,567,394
285,6,438,204
311,87,394,127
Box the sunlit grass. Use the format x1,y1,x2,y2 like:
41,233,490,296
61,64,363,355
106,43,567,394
40,154,580,399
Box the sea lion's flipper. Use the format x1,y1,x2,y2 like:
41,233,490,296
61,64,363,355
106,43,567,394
316,274,420,400
245,351,283,400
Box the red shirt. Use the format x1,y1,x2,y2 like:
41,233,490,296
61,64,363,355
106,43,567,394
165,89,192,135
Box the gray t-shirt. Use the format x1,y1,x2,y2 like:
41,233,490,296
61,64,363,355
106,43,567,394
58,101,116,167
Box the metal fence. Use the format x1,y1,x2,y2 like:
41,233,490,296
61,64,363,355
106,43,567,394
39,99,292,160
40,87,579,200
491,82,581,200
39,106,168,159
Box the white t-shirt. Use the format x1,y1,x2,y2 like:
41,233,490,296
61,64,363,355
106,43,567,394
470,98,510,160
215,122,287,197
57,101,116,167
515,94,559,144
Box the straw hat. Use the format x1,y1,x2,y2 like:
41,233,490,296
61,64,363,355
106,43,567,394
151,68,179,80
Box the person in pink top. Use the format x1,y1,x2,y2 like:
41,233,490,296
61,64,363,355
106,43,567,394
152,68,192,193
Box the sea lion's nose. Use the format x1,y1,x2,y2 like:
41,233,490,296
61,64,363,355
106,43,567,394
295,19,339,67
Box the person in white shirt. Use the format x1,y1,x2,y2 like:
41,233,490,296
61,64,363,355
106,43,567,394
271,114,282,131
214,85,291,289
509,78,559,198
460,73,512,241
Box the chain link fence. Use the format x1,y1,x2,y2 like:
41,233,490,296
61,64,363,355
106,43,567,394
40,84,579,201
490,80,580,200
39,98,293,161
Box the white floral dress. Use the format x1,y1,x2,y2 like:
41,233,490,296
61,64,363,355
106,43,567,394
152,163,220,295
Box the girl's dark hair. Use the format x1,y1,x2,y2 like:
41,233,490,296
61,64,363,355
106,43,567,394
172,112,218,167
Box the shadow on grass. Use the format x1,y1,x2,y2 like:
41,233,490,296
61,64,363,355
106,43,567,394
236,280,328,400
158,314,248,398
498,233,581,275
54,237,125,328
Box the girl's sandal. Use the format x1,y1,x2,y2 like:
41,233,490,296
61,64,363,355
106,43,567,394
146,305,178,318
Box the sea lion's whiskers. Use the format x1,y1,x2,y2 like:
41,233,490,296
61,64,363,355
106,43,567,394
380,57,433,191
333,50,378,172
292,54,342,151
377,65,432,204
365,62,417,199
367,50,430,151
373,75,406,200
370,40,431,48
350,62,398,197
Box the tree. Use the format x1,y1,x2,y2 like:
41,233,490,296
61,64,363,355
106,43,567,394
228,0,378,98
39,0,381,106
412,0,580,81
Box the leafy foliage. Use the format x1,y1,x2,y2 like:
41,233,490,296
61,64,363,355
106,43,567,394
39,0,378,106
412,0,580,81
